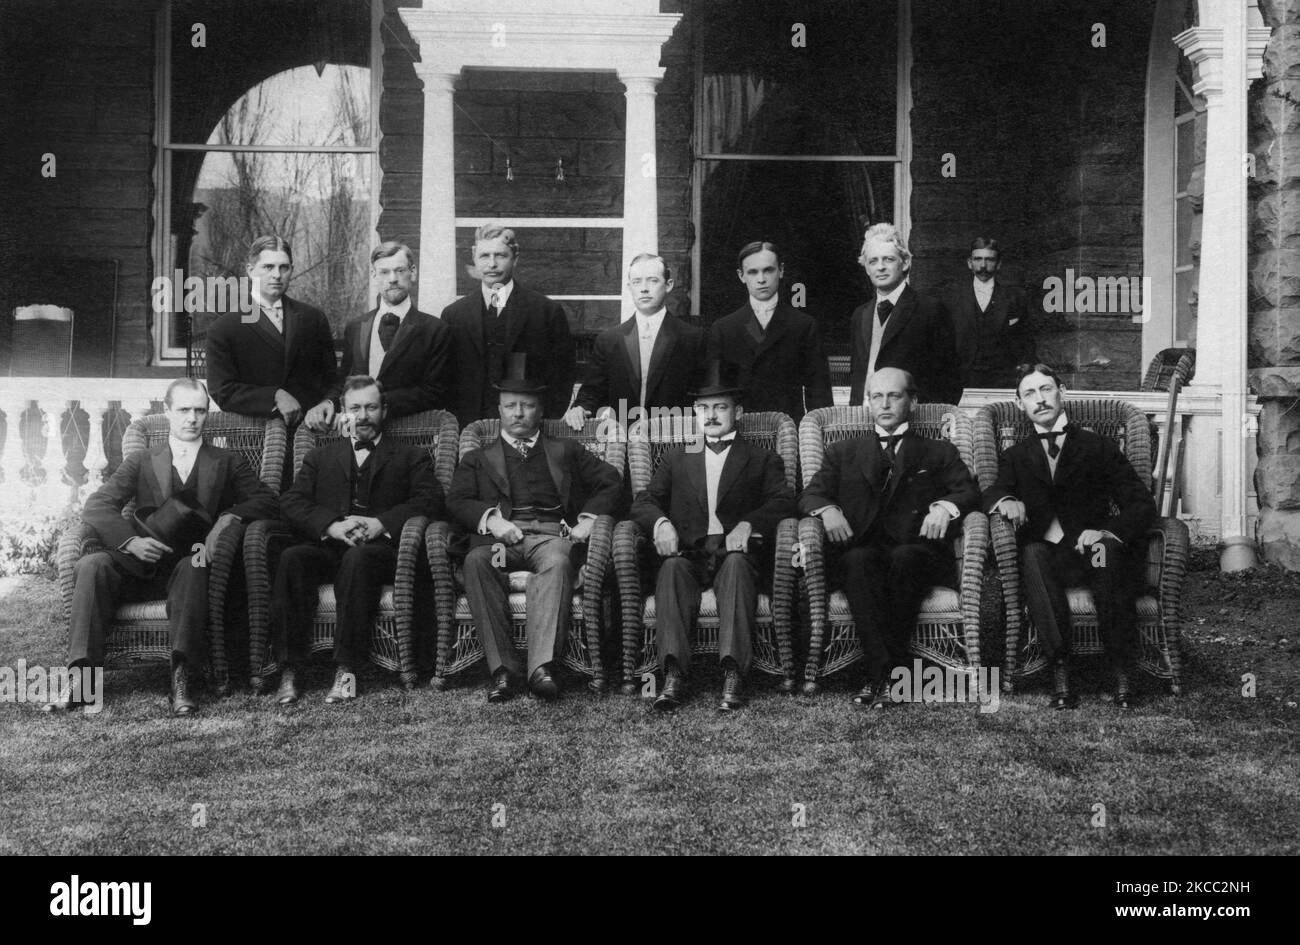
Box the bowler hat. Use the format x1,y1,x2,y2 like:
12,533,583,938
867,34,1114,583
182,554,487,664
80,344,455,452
133,496,213,548
494,352,548,394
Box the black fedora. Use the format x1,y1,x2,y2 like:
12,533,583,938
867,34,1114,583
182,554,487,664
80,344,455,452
493,352,548,394
133,496,213,548
689,359,745,400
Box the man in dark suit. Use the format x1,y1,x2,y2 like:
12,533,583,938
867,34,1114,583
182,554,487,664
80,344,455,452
565,253,704,432
630,371,795,711
308,241,451,431
448,357,622,702
983,364,1156,710
440,224,574,424
849,224,962,407
705,241,832,424
949,237,1035,389
272,376,444,705
206,235,337,428
800,367,979,707
50,379,278,715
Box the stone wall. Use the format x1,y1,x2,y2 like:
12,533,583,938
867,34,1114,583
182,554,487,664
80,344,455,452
1250,0,1300,569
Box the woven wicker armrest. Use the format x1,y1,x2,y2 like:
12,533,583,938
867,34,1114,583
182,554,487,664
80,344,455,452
796,515,829,684
243,519,296,690
613,518,648,694
204,517,249,695
770,516,800,683
956,511,990,669
423,519,457,690
579,514,616,692
987,511,1023,680
393,515,431,688
57,520,103,622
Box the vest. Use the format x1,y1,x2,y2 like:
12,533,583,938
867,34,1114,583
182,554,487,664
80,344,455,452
505,442,562,521
350,454,375,514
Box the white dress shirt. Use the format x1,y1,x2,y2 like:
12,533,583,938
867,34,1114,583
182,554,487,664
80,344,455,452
169,435,199,483
973,277,995,312
635,308,667,408
866,281,908,378
369,296,412,378
481,279,515,315
351,433,382,468
750,297,778,331
653,432,737,541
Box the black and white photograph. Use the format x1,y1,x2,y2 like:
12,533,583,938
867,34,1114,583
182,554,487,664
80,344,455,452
0,0,1294,887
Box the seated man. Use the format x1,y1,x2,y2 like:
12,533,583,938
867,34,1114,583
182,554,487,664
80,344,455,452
629,368,795,711
982,363,1156,709
799,368,979,707
52,378,278,716
448,356,622,702
272,375,444,705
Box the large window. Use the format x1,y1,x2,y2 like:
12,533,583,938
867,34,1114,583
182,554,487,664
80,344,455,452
692,0,906,339
155,0,380,364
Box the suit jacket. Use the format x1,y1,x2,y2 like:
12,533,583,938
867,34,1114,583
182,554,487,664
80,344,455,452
440,282,575,422
949,280,1034,388
982,421,1156,550
335,307,451,417
206,295,338,418
630,438,795,551
706,302,832,423
848,285,962,406
574,315,704,417
83,443,279,577
798,432,979,548
280,436,445,543
446,434,623,548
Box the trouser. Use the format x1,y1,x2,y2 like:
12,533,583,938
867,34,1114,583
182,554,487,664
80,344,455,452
1019,538,1140,662
837,540,950,685
653,534,758,674
68,550,208,667
271,540,397,667
462,531,577,677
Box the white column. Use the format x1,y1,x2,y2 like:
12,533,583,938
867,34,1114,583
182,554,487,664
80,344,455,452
1175,14,1257,570
619,72,664,321
412,68,460,316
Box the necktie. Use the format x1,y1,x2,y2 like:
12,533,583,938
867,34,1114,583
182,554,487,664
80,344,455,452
514,439,530,460
264,304,283,333
876,299,894,325
489,288,502,319
705,439,731,454
1037,431,1061,459
378,312,399,350
877,433,899,456
354,440,374,453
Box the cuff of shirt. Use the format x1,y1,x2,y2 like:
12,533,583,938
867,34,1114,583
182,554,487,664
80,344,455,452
653,516,672,540
810,505,841,518
478,507,501,535
930,500,960,519
992,496,1019,515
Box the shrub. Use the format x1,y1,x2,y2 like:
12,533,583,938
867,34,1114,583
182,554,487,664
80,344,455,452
0,507,81,577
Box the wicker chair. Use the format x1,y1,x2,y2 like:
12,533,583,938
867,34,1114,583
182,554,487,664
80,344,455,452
244,409,458,692
973,399,1189,694
425,417,626,692
56,411,287,694
613,411,800,695
794,405,990,693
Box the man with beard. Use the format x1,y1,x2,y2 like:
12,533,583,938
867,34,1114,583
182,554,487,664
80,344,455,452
448,356,622,702
949,237,1034,390
307,241,451,430
271,376,444,705
799,367,978,707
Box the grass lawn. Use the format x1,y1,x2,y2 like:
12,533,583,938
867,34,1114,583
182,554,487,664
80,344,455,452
2,550,1297,855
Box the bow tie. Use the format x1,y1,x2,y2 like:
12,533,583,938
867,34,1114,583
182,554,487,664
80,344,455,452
705,439,733,454
877,433,901,450
354,440,375,453
1037,430,1062,458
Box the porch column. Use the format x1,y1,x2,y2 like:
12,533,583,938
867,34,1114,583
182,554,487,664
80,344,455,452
1176,12,1258,571
619,72,664,321
411,67,460,316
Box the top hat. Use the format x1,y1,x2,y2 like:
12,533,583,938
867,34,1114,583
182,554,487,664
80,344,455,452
133,495,213,549
493,352,548,394
689,359,745,400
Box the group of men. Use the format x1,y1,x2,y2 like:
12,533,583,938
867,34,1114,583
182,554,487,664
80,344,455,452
47,222,1155,717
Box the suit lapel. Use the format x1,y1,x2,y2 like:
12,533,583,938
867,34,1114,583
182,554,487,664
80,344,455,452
150,446,173,503
502,284,527,351
622,318,642,388
281,297,300,365
356,310,377,373
380,311,419,376
541,435,570,504
716,438,748,506
686,447,708,516
886,433,922,505
1052,423,1085,484
195,444,220,512
485,438,511,496
645,317,678,402
247,308,287,358
858,438,885,496
463,294,486,356
877,285,914,354
755,305,791,355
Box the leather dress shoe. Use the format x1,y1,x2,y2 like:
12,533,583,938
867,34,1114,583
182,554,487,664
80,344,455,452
43,665,91,714
487,668,516,704
528,664,560,700
1114,666,1136,710
718,666,745,711
276,667,301,706
852,679,890,709
776,676,797,695
325,666,358,703
1050,656,1077,710
654,661,686,712
171,662,197,717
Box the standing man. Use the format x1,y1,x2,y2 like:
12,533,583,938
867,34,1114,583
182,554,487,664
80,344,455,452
448,356,622,702
950,237,1035,390
629,370,795,712
206,235,337,428
441,224,575,424
706,241,832,424
849,224,962,407
272,376,444,705
565,253,704,431
983,364,1156,710
309,241,451,430
800,368,978,707
51,379,278,715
